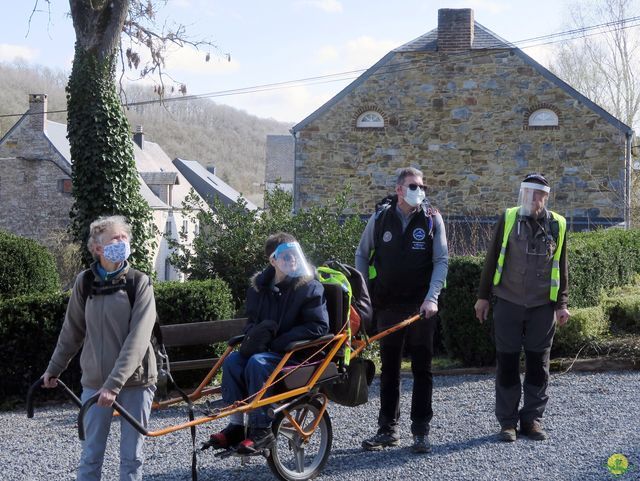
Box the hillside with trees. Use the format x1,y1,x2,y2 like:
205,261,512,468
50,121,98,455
0,61,292,206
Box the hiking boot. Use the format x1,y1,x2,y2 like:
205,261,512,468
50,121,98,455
202,423,245,450
498,427,517,442
361,430,399,451
236,427,276,454
411,435,432,453
520,421,548,441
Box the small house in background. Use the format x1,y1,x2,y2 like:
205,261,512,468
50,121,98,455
173,158,258,211
264,134,294,193
0,94,213,281
292,8,634,231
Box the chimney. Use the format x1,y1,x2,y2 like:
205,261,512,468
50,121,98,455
28,94,47,132
437,9,474,52
133,125,144,149
206,166,216,176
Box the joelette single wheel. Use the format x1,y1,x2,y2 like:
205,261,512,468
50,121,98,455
267,398,332,481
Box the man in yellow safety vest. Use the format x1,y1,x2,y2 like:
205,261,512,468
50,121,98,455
475,173,570,442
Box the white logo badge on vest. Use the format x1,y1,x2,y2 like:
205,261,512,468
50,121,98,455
412,227,427,250
383,231,392,242
413,228,426,241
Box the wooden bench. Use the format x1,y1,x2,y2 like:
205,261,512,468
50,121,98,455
160,318,247,372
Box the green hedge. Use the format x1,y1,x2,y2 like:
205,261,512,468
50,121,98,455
439,229,640,365
569,229,640,308
552,306,609,356
0,278,235,401
602,293,640,334
0,230,60,301
440,256,496,366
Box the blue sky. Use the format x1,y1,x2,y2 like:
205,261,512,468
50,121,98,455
0,0,569,123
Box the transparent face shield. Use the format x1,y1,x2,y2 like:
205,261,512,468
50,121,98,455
518,182,550,217
270,241,313,278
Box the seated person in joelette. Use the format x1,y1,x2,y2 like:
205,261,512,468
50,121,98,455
204,232,329,453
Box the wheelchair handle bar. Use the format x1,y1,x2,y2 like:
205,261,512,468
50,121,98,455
78,393,148,441
27,376,83,418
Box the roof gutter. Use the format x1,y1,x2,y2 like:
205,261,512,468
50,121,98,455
626,130,633,229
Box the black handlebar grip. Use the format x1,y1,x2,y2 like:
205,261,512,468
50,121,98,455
26,377,82,418
78,394,149,441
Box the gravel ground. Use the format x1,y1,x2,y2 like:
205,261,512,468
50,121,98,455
3,371,639,481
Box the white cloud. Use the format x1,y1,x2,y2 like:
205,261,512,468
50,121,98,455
344,36,398,69
522,44,554,68
315,36,398,73
172,0,192,7
295,0,343,13
316,45,339,63
0,43,38,62
162,45,240,75
451,0,511,14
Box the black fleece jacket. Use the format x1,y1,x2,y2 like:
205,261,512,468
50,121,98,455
244,265,329,352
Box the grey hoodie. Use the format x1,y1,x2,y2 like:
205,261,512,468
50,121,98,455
46,264,157,394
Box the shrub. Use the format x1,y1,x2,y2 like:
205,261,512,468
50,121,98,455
0,291,72,401
440,256,496,366
0,230,60,301
169,187,365,306
602,294,640,334
552,306,609,357
569,229,640,308
0,278,236,400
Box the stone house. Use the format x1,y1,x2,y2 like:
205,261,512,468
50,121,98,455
291,8,635,231
0,94,202,280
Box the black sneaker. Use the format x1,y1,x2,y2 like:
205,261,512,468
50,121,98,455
236,427,276,454
362,431,399,451
201,423,245,450
411,435,431,453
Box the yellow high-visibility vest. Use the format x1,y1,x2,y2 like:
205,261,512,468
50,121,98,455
492,207,566,301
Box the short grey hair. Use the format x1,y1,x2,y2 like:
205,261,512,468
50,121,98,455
87,215,132,256
396,167,424,186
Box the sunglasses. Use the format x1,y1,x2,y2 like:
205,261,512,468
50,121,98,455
404,183,427,192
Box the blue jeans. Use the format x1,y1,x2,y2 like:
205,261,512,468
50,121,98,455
221,351,284,428
77,385,155,481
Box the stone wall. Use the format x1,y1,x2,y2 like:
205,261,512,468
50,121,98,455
295,49,627,227
0,156,73,240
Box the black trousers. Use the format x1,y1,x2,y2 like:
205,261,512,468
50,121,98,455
376,306,436,436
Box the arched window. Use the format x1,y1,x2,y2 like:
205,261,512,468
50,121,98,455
528,108,558,127
356,111,384,128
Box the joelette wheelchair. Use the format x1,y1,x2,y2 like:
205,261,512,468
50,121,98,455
28,282,421,481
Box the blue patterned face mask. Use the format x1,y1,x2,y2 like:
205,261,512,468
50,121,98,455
102,240,131,264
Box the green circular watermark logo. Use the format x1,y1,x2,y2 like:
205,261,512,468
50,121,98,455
607,454,630,476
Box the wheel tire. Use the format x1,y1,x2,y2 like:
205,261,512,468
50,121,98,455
267,399,332,481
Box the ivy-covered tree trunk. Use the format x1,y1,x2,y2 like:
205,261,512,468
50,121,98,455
67,0,155,272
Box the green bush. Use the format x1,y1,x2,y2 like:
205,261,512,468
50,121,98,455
0,291,72,401
552,306,609,356
169,187,365,306
440,256,496,366
568,229,640,308
0,278,236,401
602,294,640,333
0,230,60,301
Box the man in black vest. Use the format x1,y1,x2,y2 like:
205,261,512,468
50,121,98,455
356,167,448,454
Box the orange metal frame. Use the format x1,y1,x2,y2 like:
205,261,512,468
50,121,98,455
136,313,420,438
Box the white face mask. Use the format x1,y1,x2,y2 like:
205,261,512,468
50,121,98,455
404,186,426,207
